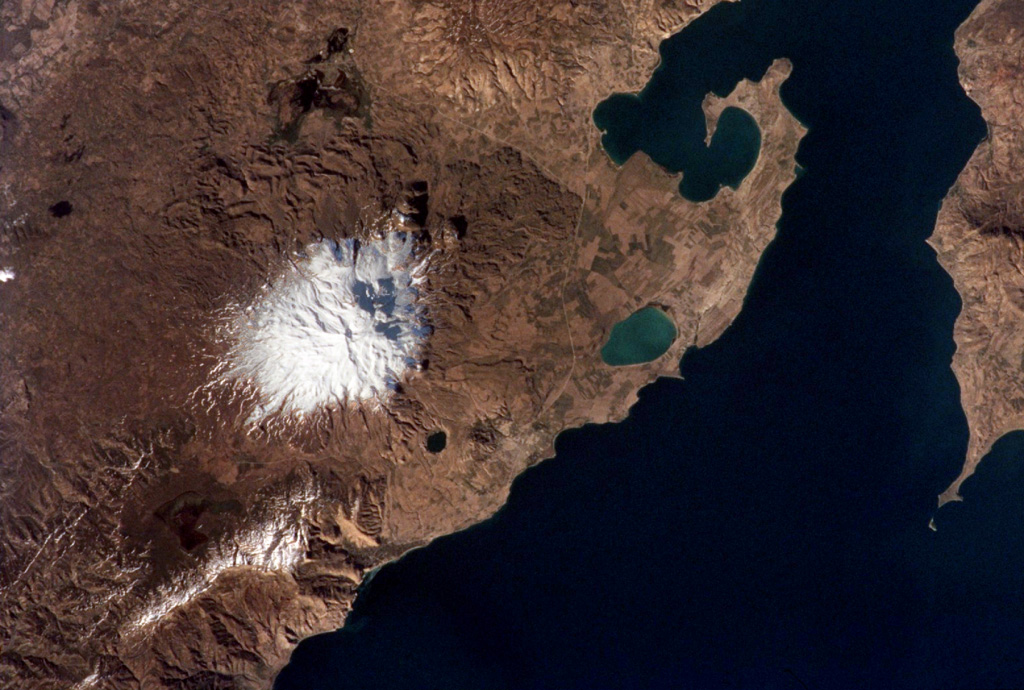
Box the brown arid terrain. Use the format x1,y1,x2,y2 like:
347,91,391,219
0,1,803,688
930,0,1024,506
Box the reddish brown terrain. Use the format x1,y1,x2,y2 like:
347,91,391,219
0,0,804,687
930,0,1024,505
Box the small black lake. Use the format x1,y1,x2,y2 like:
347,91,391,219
275,0,1024,687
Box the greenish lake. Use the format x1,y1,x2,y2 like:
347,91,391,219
600,307,678,366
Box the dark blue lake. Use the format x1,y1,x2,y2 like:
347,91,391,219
275,0,1024,687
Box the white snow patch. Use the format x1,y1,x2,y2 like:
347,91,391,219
212,233,431,423
0,268,14,283
127,483,316,633
72,672,101,690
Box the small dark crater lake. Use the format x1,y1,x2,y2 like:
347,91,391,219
275,0,1024,688
425,431,447,454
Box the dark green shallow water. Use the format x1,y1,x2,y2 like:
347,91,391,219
272,1,1024,688
601,307,678,366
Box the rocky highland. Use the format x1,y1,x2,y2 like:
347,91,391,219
10,0,1023,686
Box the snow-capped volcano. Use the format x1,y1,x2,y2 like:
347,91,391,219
213,232,430,423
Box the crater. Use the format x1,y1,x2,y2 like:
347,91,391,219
426,430,447,453
155,492,211,552
49,200,72,218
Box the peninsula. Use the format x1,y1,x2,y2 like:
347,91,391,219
929,0,1024,505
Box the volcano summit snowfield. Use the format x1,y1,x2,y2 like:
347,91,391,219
212,233,431,423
